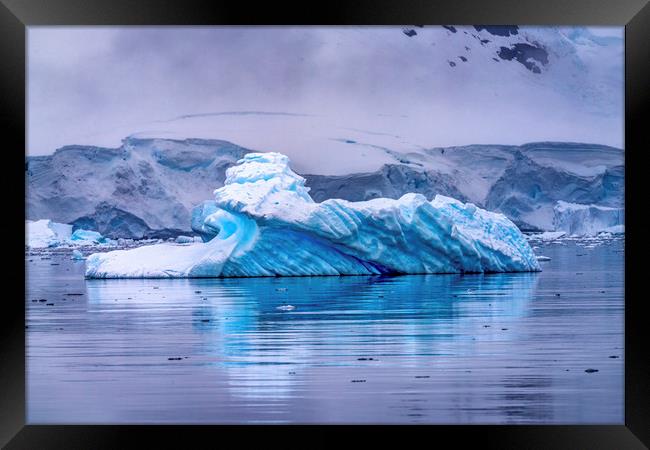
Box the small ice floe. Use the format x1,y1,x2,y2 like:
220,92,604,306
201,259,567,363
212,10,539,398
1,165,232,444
527,231,566,242
276,305,295,311
275,287,288,292
536,255,552,262
71,249,85,260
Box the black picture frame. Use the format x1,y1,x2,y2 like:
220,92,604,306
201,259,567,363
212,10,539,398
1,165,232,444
2,0,648,447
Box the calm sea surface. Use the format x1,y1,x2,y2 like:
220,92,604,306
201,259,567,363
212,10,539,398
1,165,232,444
26,237,624,424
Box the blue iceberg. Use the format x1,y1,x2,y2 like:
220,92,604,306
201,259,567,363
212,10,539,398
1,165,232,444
86,152,540,278
70,229,109,245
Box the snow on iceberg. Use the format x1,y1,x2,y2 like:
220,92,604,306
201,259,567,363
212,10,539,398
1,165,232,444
85,152,540,278
553,201,624,236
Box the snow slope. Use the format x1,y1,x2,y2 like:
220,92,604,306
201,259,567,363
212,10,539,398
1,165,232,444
85,152,539,278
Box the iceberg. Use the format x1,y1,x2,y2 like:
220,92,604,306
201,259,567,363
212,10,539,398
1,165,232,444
26,219,72,248
70,229,109,245
26,219,111,248
85,152,540,278
553,201,624,236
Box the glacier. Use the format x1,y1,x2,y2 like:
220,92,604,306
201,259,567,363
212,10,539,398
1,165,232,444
85,152,540,278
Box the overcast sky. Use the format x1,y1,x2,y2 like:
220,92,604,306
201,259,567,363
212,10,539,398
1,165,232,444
27,26,624,156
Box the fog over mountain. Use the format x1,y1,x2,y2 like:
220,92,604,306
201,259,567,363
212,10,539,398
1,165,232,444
28,25,623,166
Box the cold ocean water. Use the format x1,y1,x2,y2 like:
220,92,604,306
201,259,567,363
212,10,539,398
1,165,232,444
25,236,624,424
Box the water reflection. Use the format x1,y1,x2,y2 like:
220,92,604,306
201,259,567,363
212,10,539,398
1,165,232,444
82,272,540,410
27,239,623,424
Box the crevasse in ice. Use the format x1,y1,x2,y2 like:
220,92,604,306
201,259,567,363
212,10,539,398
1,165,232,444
85,152,540,278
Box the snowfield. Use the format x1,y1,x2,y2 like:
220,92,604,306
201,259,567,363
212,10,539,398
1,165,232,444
85,153,540,278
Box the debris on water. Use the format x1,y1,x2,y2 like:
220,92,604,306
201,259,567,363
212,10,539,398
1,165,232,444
275,288,288,292
194,290,202,294
600,290,606,293
536,255,551,261
276,305,295,311
50,263,60,266
46,303,54,306
65,293,84,296
608,355,619,359
288,371,296,375
415,375,430,379
584,368,599,373
357,357,376,361
501,328,508,331
351,379,366,383
167,357,183,361
153,286,159,289
483,325,490,328
555,293,561,297
38,299,47,302
201,319,210,323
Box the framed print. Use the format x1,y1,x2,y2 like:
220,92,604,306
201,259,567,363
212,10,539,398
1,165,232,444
2,0,649,447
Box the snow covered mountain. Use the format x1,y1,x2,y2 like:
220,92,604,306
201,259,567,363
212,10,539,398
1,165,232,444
26,137,623,237
29,26,623,160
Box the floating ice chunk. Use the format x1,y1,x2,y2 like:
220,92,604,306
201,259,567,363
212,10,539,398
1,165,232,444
527,231,567,241
276,305,295,311
86,152,540,278
71,249,85,260
536,255,551,261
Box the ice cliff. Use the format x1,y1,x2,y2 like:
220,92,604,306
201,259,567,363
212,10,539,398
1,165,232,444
553,201,624,236
85,153,540,278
